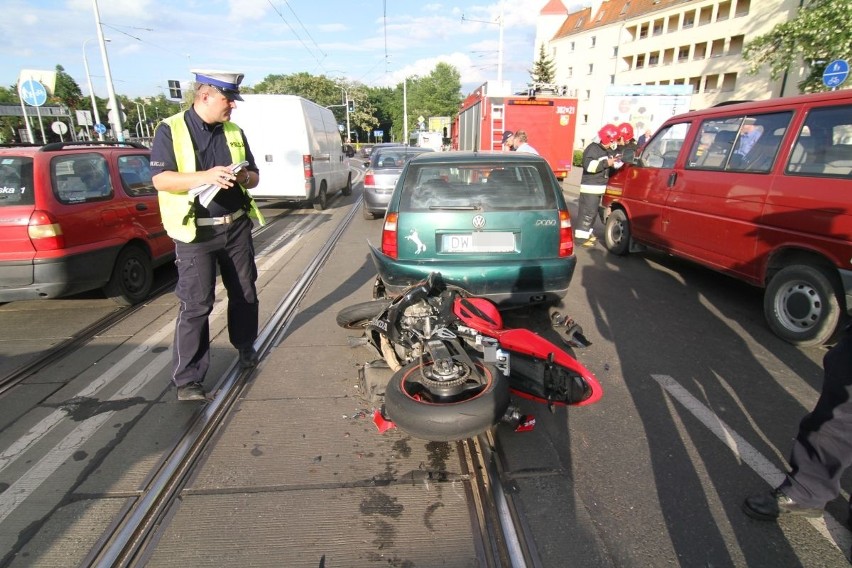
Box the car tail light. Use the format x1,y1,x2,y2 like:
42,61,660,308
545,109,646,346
558,210,573,257
302,154,313,179
28,210,65,250
364,171,375,186
381,212,398,259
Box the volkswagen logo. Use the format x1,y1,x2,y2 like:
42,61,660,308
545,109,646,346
472,214,486,230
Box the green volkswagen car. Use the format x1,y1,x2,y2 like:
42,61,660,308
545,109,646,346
368,151,577,306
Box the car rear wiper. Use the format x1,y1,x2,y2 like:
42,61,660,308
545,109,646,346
428,203,482,210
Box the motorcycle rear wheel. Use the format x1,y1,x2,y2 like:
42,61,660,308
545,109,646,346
384,360,510,441
336,300,392,329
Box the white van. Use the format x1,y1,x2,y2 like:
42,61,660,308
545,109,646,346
232,94,352,210
409,131,444,152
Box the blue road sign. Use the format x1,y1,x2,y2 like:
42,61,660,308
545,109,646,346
823,59,850,88
20,79,47,107
94,123,107,135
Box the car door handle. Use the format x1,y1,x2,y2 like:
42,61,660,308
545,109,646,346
667,172,677,187
136,203,148,211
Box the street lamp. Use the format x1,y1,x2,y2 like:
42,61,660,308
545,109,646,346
92,0,123,141
82,37,108,140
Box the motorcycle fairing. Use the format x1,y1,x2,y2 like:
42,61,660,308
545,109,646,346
491,328,603,406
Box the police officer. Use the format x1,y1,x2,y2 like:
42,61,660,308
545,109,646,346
743,324,852,523
150,70,265,401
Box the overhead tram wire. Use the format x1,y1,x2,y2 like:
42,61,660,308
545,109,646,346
266,0,326,68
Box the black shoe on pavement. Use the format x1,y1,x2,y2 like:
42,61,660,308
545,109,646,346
742,489,823,521
239,347,258,369
176,381,207,401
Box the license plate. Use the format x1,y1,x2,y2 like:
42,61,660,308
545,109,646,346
442,232,515,252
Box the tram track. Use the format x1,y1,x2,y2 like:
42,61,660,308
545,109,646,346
79,194,538,568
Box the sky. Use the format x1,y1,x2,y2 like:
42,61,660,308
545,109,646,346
0,0,578,101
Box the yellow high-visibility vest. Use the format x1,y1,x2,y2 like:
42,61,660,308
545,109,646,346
156,112,265,243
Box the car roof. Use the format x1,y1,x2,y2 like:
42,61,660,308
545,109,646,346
0,141,148,157
407,151,548,164
663,89,852,123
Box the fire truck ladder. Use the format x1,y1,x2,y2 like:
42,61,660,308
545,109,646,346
491,103,505,151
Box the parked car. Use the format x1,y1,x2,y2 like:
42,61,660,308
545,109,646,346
0,140,174,305
368,151,576,306
362,146,434,219
601,89,852,346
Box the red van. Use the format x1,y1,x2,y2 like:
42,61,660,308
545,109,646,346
601,89,852,346
0,141,174,305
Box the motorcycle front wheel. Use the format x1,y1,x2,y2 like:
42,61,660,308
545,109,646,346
336,300,392,329
384,360,510,442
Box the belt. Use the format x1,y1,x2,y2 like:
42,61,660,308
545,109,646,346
196,209,246,226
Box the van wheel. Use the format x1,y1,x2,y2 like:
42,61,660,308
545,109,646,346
764,264,842,346
103,246,153,306
342,173,352,196
604,209,631,256
313,184,328,211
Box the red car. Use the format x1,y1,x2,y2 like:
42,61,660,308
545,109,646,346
0,141,174,305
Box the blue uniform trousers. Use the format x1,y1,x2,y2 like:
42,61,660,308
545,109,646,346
171,216,258,386
780,327,852,515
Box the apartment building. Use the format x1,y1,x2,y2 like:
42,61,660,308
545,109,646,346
535,0,804,149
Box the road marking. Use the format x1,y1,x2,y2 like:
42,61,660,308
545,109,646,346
0,213,320,522
652,374,851,556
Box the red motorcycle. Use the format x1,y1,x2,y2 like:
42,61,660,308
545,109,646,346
337,273,603,441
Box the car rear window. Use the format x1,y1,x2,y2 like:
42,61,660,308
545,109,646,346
52,154,113,203
372,149,431,169
0,157,34,206
400,162,555,212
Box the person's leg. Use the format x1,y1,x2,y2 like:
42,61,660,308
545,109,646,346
217,217,259,352
172,238,219,387
575,191,601,240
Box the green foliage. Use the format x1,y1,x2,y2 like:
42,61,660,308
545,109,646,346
530,45,556,85
744,0,852,93
52,65,83,110
387,63,462,141
573,149,584,167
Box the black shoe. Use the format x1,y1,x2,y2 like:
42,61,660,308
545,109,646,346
742,489,823,521
176,381,207,401
239,347,258,369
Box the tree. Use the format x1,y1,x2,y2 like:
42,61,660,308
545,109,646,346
530,44,556,85
51,65,83,110
743,0,852,93
387,63,462,141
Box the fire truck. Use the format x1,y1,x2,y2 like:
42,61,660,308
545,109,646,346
452,82,578,179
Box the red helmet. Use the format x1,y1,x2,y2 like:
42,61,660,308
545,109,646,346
598,124,619,146
617,122,634,141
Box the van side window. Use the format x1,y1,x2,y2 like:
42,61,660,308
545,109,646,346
787,104,852,178
687,112,792,173
638,123,689,168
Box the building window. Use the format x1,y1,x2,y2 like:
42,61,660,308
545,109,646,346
678,45,690,62
663,48,675,65
683,10,695,28
610,75,616,84
721,73,737,91
729,35,745,55
653,18,664,35
591,36,596,48
689,76,701,92
582,115,588,125
699,6,713,25
718,1,732,21
596,10,605,22
705,74,719,92
568,67,573,78
636,54,645,69
585,90,591,100
626,25,637,41
674,78,685,85
613,46,619,57
736,0,751,17
649,51,660,66
588,63,594,74
667,14,680,32
620,2,630,15
639,23,649,39
710,39,725,58
694,43,707,60
570,41,575,51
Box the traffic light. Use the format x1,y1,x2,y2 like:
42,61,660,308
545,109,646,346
347,99,355,113
168,80,182,99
